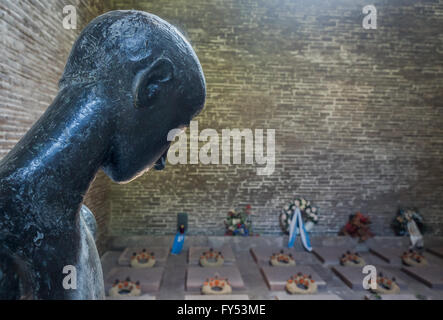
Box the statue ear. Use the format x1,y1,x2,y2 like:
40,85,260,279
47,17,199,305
133,58,174,109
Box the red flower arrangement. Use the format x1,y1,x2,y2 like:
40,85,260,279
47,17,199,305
339,212,374,242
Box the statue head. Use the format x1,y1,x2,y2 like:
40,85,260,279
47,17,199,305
60,10,206,183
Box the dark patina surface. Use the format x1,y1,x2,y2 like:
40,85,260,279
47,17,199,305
0,10,205,299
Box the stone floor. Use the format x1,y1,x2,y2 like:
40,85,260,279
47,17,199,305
100,235,443,300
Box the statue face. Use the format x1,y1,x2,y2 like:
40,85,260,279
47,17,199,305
59,11,206,183
102,63,205,183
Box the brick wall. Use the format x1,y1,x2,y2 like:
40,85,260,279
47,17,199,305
105,0,443,237
0,0,110,253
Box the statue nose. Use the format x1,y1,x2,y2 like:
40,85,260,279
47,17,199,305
154,148,169,170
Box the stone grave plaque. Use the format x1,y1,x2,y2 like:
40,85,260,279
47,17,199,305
186,267,245,291
401,266,443,289
368,247,407,266
106,294,156,300
331,265,407,291
427,247,443,259
185,294,250,300
118,247,170,266
101,250,123,276
369,246,440,267
312,246,359,265
260,266,326,291
104,267,165,294
250,247,317,265
188,246,236,264
379,294,418,300
272,292,342,300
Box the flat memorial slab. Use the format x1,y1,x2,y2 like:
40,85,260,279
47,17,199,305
186,266,245,291
427,247,443,259
250,247,317,265
106,294,156,300
185,294,250,300
104,267,165,294
188,246,236,264
260,266,326,291
368,247,407,266
100,250,122,276
331,265,407,291
272,292,342,300
118,246,170,266
312,246,359,265
369,246,440,267
401,266,443,289
379,294,418,300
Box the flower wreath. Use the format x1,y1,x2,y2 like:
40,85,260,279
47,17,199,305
286,273,317,294
392,207,426,249
109,277,141,297
340,251,366,267
130,249,156,268
280,197,319,234
368,273,400,295
201,274,232,295
402,249,427,267
225,204,253,236
200,248,225,267
392,207,425,236
270,250,296,266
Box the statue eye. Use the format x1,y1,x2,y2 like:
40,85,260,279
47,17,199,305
133,58,173,109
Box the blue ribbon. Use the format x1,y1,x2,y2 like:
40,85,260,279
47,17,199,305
171,231,185,255
288,207,312,251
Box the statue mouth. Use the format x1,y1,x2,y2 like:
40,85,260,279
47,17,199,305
154,148,169,170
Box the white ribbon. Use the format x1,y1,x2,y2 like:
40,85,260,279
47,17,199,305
407,219,423,249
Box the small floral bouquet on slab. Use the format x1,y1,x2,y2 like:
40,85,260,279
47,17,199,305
225,204,253,236
280,197,319,234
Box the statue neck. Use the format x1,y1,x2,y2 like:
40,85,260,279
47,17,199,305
0,85,111,214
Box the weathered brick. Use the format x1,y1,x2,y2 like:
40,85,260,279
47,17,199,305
104,0,443,237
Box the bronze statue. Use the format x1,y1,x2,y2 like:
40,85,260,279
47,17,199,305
0,10,206,299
